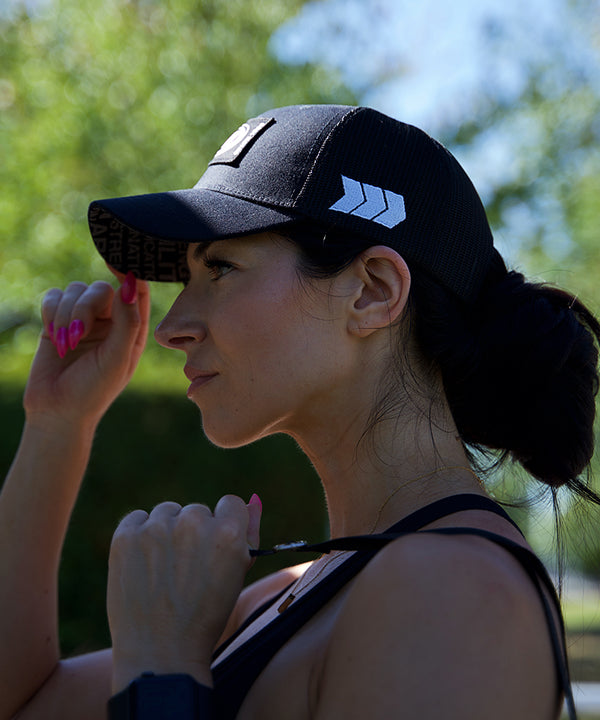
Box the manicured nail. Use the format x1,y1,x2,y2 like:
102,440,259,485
68,319,84,350
121,271,137,305
249,493,262,512
56,327,68,359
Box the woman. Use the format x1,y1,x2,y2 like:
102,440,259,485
1,104,597,719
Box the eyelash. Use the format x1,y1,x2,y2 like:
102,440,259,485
203,256,233,281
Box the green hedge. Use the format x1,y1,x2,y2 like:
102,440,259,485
4,379,600,658
0,383,327,655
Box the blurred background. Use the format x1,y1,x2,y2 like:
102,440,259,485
1,0,600,713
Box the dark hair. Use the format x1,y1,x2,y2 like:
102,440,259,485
280,222,600,503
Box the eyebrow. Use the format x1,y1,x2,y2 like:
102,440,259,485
190,241,215,263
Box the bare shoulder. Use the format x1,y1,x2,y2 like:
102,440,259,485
315,533,558,720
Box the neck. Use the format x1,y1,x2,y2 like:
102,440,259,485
291,399,484,539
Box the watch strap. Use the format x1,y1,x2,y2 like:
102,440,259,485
108,673,215,719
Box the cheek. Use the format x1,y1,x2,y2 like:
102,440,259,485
220,275,306,349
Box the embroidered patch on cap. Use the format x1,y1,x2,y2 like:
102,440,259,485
208,117,275,166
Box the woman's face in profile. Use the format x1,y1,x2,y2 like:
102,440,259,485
154,233,358,448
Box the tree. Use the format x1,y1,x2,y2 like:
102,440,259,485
1,0,354,652
272,0,600,546
0,0,356,386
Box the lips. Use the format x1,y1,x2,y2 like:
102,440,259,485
184,364,217,381
184,365,218,397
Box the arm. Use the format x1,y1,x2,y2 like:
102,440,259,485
0,273,149,719
314,534,558,720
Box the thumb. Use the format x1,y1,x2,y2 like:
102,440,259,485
105,272,145,357
246,493,262,551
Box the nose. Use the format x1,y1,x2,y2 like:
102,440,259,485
154,291,207,350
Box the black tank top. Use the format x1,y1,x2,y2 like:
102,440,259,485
212,494,576,719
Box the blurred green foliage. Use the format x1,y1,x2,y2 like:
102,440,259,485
435,11,600,578
0,384,326,654
0,0,355,387
0,0,353,654
3,0,600,659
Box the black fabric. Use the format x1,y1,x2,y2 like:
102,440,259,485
88,104,495,302
211,494,575,720
108,673,215,720
250,492,524,557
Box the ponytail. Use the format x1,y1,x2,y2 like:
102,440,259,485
410,254,600,498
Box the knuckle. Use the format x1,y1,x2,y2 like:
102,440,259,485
216,518,243,547
41,288,62,311
66,281,88,292
179,503,211,520
151,501,182,516
89,280,115,297
216,494,246,515
116,508,147,529
90,280,113,290
114,508,146,530
144,502,181,539
43,287,62,302
62,282,89,300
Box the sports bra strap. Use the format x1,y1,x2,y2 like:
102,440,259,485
420,528,576,720
215,495,576,720
250,493,524,558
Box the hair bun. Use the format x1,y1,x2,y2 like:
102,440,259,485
412,266,600,492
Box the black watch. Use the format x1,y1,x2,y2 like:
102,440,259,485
107,673,215,720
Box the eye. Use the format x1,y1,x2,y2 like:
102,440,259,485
203,256,234,281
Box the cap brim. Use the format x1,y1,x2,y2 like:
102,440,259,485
88,188,298,282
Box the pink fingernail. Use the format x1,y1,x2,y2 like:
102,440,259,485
121,271,137,305
249,493,262,511
68,319,84,350
56,327,68,359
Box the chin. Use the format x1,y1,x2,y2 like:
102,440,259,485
200,416,271,450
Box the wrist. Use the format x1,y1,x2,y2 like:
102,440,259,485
113,658,213,695
108,673,215,720
23,412,98,443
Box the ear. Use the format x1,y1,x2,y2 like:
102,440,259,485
347,246,411,337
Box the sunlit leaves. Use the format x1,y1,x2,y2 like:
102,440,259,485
0,0,355,383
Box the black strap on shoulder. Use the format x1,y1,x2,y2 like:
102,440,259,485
418,528,576,720
250,493,523,557
214,494,576,720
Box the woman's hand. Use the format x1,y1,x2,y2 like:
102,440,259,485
24,271,150,430
106,495,262,692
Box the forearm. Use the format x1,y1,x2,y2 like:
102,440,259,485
0,417,97,716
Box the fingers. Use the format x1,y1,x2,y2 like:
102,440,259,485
106,274,150,365
149,501,183,520
42,281,114,357
112,496,259,557
247,493,262,551
114,509,149,533
113,503,183,537
40,273,150,362
107,497,255,681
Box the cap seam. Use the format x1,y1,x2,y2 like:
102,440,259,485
198,184,299,210
295,107,363,202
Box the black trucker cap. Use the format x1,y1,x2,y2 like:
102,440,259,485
88,104,496,302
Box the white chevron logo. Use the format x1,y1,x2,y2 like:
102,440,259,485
328,175,406,228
